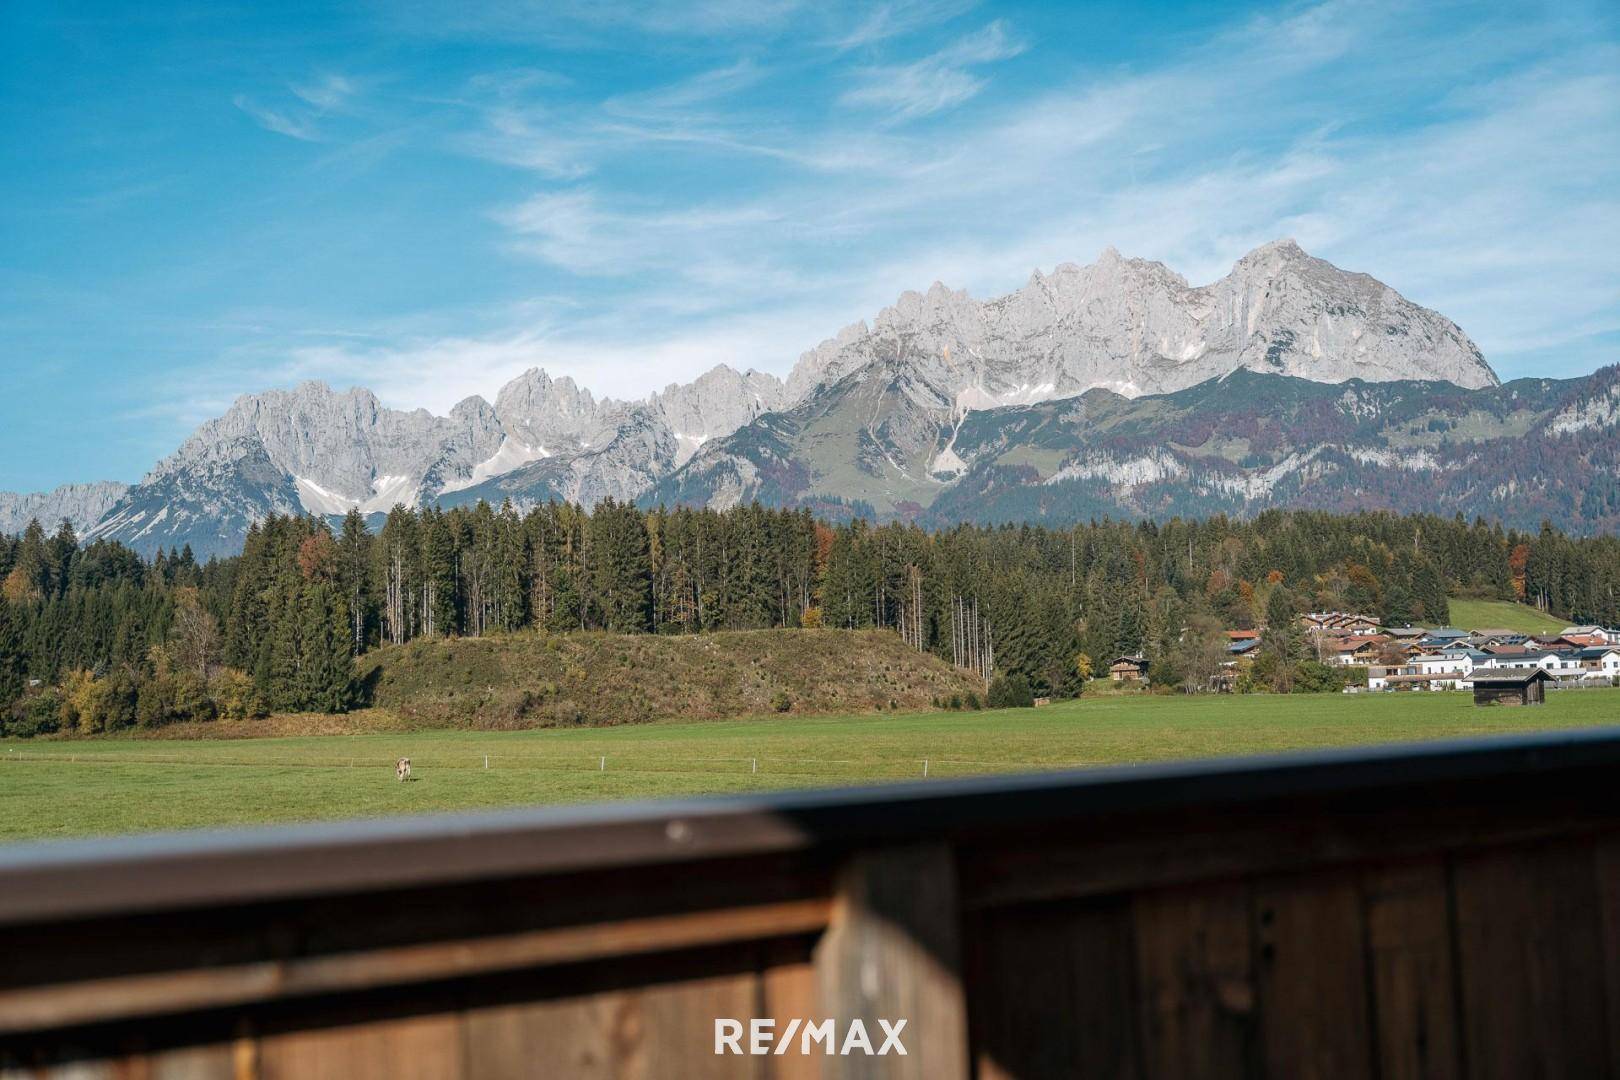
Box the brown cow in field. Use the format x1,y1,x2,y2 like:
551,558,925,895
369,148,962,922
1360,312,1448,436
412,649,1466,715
396,757,411,782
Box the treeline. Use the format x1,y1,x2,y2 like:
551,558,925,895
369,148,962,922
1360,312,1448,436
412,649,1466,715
3,503,1619,734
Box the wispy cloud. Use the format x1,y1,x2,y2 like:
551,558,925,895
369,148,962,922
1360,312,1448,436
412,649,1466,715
387,0,811,43
290,73,357,110
830,0,979,50
235,73,359,141
841,19,1025,120
233,95,322,140
603,59,767,118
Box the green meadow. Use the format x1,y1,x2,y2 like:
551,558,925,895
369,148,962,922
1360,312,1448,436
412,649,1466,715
6,688,1618,842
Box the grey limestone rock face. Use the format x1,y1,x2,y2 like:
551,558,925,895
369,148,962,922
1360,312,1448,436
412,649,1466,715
783,239,1495,410
0,481,129,536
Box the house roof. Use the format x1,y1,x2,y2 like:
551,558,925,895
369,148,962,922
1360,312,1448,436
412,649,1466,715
1575,646,1620,660
1384,627,1427,638
1472,666,1556,685
1560,634,1608,647
1422,627,1469,639
1229,638,1261,654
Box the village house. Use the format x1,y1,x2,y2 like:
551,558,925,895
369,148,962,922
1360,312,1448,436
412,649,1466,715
1300,611,1381,636
1555,632,1610,649
1561,625,1620,645
1407,651,1475,690
1366,665,1400,691
1326,634,1390,666
1467,629,1530,647
1228,637,1261,659
1380,670,1465,691
1477,648,1584,682
1575,646,1620,682
1109,655,1149,685
1416,627,1470,649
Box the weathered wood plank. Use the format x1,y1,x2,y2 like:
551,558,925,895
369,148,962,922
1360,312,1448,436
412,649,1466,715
0,897,829,1035
461,967,759,1079
816,844,970,1080
760,940,819,1080
1132,883,1257,1080
961,802,1615,910
1599,836,1620,1077
259,1012,465,1080
1361,861,1461,1080
148,1042,241,1080
1253,873,1372,1080
971,899,1140,1080
1452,839,1611,1080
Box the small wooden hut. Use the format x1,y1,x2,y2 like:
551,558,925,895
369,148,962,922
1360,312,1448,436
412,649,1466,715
1108,655,1148,684
1471,666,1553,706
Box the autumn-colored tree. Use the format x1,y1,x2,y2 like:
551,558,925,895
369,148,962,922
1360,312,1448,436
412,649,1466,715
169,587,220,680
2,566,38,604
1508,542,1531,599
297,531,339,583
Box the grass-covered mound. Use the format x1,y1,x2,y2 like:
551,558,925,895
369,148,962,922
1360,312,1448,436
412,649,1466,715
1445,597,1568,634
354,628,986,729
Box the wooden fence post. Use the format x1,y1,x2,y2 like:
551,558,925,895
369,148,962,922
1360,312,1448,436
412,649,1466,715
815,843,970,1080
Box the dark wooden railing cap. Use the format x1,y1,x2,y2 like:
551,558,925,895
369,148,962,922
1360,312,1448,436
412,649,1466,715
2,725,1617,926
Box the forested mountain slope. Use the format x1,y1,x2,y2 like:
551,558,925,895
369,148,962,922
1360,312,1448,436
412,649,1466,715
652,367,1620,534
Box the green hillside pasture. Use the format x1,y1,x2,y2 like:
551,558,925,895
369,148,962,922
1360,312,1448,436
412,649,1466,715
5,688,1619,842
1446,597,1569,634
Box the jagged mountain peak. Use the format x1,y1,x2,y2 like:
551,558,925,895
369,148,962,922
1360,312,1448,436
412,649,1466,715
782,239,1496,413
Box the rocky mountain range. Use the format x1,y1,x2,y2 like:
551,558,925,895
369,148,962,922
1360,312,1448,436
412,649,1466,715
7,239,1606,556
0,482,129,537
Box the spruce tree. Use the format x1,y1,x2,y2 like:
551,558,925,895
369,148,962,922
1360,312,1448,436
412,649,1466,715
0,596,23,708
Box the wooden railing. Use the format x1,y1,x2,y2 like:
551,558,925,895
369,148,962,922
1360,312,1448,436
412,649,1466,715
3,727,1620,1078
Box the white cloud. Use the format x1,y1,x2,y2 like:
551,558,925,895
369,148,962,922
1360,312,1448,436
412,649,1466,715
830,0,979,50
841,19,1025,120
233,95,322,141
290,74,357,110
603,59,767,118
234,73,359,141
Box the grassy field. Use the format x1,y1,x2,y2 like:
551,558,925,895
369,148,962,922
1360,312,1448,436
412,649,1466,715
1446,596,1568,634
6,689,1620,842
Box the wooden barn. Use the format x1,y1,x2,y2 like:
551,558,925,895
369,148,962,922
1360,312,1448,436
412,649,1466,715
1108,655,1148,684
1472,666,1553,706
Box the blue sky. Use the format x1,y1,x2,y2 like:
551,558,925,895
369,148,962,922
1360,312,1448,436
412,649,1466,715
2,0,1617,492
